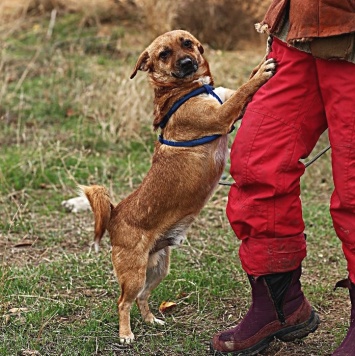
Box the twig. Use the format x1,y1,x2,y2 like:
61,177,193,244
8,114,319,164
46,9,57,39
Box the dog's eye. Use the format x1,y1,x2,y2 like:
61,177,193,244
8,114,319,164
159,50,171,60
182,39,193,48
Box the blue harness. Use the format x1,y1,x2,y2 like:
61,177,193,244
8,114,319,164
158,84,225,147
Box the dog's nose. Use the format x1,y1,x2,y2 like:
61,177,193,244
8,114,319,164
179,57,193,69
176,57,197,77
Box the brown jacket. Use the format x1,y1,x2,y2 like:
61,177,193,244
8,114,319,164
261,0,355,42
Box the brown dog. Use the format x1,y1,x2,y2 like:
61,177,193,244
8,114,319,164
81,30,275,344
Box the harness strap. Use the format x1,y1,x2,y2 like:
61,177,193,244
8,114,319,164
159,84,229,147
158,134,221,147
203,84,223,105
159,84,222,129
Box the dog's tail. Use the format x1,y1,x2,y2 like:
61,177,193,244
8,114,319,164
79,185,114,252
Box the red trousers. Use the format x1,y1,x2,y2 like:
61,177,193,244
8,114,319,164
227,38,355,283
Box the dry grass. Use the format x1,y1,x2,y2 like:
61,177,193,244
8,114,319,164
0,3,348,356
134,0,180,36
0,0,135,20
135,0,272,49
79,69,154,143
0,0,136,37
0,0,272,49
172,0,271,50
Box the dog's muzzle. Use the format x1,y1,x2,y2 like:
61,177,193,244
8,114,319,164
172,57,198,78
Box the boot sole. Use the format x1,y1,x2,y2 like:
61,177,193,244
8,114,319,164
210,309,320,356
276,309,320,342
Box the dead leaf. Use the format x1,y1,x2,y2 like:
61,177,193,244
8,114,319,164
66,108,75,117
158,301,177,314
176,292,188,299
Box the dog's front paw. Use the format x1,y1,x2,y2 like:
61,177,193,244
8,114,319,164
258,58,277,81
119,332,135,345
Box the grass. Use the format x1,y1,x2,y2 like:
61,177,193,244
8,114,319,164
0,10,350,356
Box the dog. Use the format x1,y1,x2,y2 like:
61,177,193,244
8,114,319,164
81,30,276,344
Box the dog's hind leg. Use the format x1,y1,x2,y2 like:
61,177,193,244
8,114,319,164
112,247,148,344
136,247,171,324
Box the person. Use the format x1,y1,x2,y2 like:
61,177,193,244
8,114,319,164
210,1,355,355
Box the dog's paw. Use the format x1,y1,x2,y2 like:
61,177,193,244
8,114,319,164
119,333,135,344
258,58,277,80
61,196,91,213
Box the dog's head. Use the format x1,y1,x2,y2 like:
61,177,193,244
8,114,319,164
130,30,210,86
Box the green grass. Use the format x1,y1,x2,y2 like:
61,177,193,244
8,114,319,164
0,11,350,356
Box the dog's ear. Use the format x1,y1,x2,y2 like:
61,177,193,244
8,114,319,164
130,51,150,79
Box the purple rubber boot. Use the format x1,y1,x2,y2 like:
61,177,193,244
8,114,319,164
210,266,320,355
332,279,355,356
